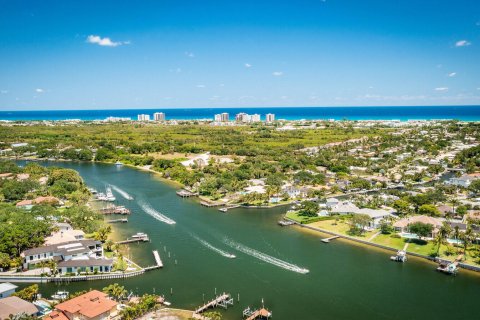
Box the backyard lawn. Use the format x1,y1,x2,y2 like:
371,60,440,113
372,234,406,250
308,219,375,239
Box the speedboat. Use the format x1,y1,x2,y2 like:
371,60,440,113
132,232,148,239
105,186,116,201
115,161,123,167
51,291,69,300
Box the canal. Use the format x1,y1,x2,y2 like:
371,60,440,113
19,161,480,319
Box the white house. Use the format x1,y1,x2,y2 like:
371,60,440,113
0,283,17,298
21,240,112,274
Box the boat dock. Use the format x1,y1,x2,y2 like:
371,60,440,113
116,234,149,244
278,219,294,226
176,189,199,197
321,236,340,243
99,206,130,215
243,307,272,320
145,250,163,271
218,204,241,212
194,293,233,314
200,201,223,207
107,218,128,223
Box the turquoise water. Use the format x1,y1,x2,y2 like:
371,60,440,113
18,161,480,320
2,106,480,121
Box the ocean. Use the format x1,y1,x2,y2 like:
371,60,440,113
1,106,480,121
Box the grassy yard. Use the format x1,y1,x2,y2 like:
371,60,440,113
371,234,407,250
308,219,375,239
285,211,325,224
407,239,437,256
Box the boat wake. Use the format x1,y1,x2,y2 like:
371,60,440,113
110,184,134,200
225,239,309,274
191,234,236,259
139,200,176,225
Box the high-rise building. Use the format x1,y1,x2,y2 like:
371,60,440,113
137,114,150,121
235,113,260,123
235,113,248,122
221,113,230,122
266,113,275,122
153,112,165,121
214,114,222,122
251,114,261,122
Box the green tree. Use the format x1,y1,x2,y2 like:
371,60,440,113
408,222,433,239
102,283,127,301
0,252,11,270
94,226,112,243
393,199,411,216
298,201,318,217
418,204,440,217
12,284,38,302
348,214,372,235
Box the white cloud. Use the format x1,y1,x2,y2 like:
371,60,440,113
455,40,471,47
244,63,252,68
0,90,8,94
196,84,205,88
448,72,457,77
86,35,128,47
35,88,44,93
272,71,283,76
185,51,195,58
434,87,449,91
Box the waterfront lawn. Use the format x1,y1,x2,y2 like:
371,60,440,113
372,234,406,250
286,211,326,224
407,239,437,256
308,219,375,239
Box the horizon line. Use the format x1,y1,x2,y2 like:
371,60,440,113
1,104,480,112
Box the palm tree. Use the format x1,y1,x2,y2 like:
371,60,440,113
459,227,474,260
102,283,127,301
434,222,451,256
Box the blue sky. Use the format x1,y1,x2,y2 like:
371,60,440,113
0,0,479,110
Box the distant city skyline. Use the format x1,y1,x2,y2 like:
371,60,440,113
0,0,479,110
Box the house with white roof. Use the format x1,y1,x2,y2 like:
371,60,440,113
0,283,17,298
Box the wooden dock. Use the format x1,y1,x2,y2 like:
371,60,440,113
243,307,272,320
194,293,233,314
200,201,223,207
116,235,149,244
144,250,163,271
100,206,130,215
321,236,340,243
107,218,128,223
218,204,241,212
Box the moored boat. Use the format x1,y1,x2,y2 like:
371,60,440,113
390,250,407,262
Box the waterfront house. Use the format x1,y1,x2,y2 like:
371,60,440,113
48,290,118,320
0,296,39,320
0,283,17,298
355,208,395,229
393,215,442,238
21,240,112,274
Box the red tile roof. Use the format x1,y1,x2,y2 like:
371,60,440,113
43,310,69,320
54,290,117,319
